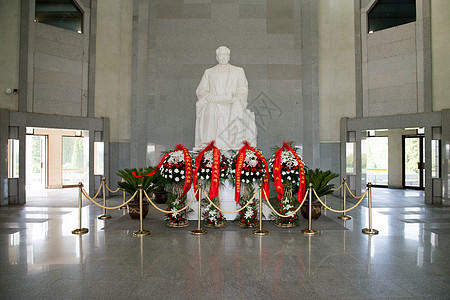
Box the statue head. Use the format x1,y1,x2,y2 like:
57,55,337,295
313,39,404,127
216,46,230,65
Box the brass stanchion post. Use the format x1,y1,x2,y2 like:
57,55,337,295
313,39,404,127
72,182,89,235
134,184,150,237
338,178,351,220
362,182,379,235
192,184,207,235
253,185,268,236
120,178,127,209
302,183,318,235
98,178,111,219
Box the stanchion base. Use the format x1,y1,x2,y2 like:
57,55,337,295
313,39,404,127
72,228,89,235
133,230,150,237
253,229,269,236
362,228,379,235
302,229,318,235
338,215,352,220
191,229,207,235
98,214,112,220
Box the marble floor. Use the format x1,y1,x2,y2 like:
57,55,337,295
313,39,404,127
1,187,450,299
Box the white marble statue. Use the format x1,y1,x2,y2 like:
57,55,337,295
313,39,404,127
195,46,257,149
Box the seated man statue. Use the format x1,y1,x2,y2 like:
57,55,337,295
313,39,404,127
195,46,257,149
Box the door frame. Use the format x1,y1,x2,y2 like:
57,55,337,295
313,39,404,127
26,134,48,188
402,135,425,190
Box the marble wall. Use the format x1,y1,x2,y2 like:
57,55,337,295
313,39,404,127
431,0,450,112
132,0,312,167
0,0,20,111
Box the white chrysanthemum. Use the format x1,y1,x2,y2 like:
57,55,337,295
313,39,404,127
244,210,253,219
203,150,214,162
175,177,180,182
174,169,179,173
206,175,210,179
180,170,184,174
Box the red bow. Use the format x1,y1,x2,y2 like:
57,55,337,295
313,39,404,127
133,144,193,198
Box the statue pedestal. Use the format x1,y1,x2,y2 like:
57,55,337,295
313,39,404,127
186,181,272,221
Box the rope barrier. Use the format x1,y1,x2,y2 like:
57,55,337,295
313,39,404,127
81,188,138,209
144,189,197,214
104,181,121,193
262,189,308,218
90,182,103,200
344,182,366,199
202,188,257,215
331,180,345,192
313,188,368,213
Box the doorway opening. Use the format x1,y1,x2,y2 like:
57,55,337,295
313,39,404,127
403,135,425,189
363,136,389,187
25,128,89,204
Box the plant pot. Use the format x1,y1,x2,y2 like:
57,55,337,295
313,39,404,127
153,190,168,204
237,221,258,228
275,220,297,228
127,201,149,219
166,219,190,228
204,220,227,228
300,202,322,220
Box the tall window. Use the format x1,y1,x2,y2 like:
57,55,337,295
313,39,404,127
35,0,83,33
368,0,416,33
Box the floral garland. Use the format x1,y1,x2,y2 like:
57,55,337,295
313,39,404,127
268,143,305,226
197,150,230,183
159,150,192,227
230,150,266,185
197,149,229,227
268,149,301,188
202,198,226,227
160,150,188,183
271,190,299,227
235,184,260,227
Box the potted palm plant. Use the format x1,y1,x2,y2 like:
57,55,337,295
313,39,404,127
300,167,339,219
117,167,162,219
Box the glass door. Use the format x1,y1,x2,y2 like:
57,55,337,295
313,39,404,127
403,136,424,189
26,135,47,187
62,136,88,186
364,136,389,186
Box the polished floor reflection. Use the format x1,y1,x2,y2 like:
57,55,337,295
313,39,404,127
1,188,450,299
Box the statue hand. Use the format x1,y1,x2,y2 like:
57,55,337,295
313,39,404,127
206,95,215,102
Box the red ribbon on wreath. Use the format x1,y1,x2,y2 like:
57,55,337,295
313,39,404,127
273,141,305,202
132,144,193,198
234,141,270,202
193,141,221,201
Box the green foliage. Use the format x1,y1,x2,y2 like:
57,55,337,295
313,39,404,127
117,167,166,196
304,167,339,198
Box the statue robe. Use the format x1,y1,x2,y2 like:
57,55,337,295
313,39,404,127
195,64,257,149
